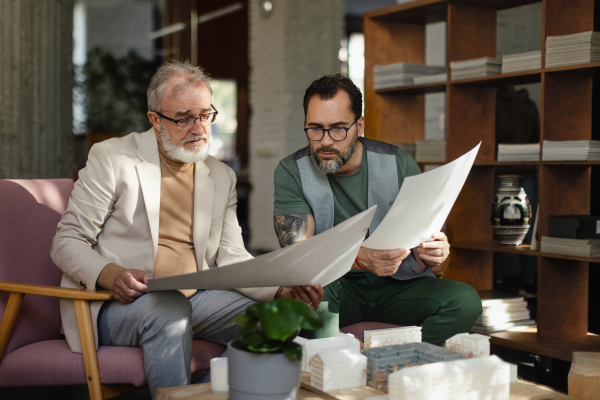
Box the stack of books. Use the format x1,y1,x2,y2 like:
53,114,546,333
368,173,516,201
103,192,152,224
540,236,600,257
472,292,535,333
542,140,600,161
546,31,600,68
413,73,447,85
497,143,540,162
415,140,446,163
450,57,501,80
394,143,416,159
373,63,446,89
501,51,542,74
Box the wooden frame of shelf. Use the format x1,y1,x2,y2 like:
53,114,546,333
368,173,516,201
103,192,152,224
364,0,600,361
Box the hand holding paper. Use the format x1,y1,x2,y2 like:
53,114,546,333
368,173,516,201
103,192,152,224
362,142,480,250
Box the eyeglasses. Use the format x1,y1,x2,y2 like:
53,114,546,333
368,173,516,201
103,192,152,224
304,117,359,141
154,105,218,130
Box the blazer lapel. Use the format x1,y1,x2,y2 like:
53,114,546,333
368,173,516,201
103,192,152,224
136,129,161,263
193,160,215,270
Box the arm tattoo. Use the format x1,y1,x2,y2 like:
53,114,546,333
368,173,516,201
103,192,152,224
274,214,310,247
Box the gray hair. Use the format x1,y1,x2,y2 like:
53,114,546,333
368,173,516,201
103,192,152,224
147,60,212,112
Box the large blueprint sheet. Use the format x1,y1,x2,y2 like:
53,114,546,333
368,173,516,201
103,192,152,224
147,206,376,291
362,143,480,250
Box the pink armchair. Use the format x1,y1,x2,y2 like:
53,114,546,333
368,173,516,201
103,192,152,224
0,179,225,400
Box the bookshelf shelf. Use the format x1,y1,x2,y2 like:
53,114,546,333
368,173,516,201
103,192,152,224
364,0,600,359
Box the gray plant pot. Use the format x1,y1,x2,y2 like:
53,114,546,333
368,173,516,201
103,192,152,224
227,340,301,400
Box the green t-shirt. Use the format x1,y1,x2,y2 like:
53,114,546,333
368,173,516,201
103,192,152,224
273,142,421,226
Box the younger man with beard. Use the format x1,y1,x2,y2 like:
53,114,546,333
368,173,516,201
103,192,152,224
273,74,482,345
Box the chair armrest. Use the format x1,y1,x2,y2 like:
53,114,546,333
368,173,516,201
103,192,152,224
0,281,113,300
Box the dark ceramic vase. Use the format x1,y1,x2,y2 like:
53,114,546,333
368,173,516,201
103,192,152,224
492,174,532,245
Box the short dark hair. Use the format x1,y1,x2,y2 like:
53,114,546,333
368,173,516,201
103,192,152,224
303,74,363,119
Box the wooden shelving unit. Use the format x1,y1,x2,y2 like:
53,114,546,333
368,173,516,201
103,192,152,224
364,0,600,361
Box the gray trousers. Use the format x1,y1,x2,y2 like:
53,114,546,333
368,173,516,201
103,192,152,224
97,290,254,398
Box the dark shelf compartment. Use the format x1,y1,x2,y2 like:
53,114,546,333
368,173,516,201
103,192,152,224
375,81,447,94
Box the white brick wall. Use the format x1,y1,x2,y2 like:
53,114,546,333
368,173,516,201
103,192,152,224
248,0,344,251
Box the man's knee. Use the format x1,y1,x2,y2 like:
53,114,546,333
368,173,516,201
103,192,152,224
446,283,482,322
138,291,193,335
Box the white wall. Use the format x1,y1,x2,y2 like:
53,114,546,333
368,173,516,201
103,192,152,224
248,0,344,251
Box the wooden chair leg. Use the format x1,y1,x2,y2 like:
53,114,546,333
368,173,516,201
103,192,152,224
0,292,25,363
74,298,103,400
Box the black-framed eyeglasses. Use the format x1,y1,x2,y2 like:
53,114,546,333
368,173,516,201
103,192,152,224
304,117,359,141
154,104,218,130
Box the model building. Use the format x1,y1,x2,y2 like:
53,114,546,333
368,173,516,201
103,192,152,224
364,326,422,348
310,349,367,391
388,355,510,400
363,342,463,389
444,332,491,358
294,333,360,372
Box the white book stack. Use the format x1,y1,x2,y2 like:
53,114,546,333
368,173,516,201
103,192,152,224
472,294,535,333
497,143,540,161
293,333,360,373
373,63,446,89
501,50,542,74
542,140,600,161
413,73,447,85
541,236,600,258
388,356,510,400
310,349,367,391
444,333,490,358
450,57,501,80
415,140,446,163
546,31,600,68
364,326,422,348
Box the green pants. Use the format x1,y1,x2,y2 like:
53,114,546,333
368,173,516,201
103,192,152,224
304,271,482,346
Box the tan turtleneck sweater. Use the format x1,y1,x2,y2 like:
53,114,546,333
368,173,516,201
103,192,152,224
98,135,198,297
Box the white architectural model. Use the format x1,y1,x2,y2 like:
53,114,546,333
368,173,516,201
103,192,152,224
388,355,510,400
444,333,490,358
364,326,422,348
310,349,367,391
294,333,360,372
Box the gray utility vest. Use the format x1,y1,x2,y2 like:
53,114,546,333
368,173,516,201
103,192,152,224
293,137,433,280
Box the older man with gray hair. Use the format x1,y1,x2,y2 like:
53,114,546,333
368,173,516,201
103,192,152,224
51,61,321,397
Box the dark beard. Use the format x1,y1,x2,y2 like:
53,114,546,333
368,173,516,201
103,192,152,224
311,136,358,174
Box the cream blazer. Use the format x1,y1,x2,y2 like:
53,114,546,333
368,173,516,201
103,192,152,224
51,128,277,353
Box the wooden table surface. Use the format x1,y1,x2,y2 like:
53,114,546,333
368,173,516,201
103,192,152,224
156,376,579,400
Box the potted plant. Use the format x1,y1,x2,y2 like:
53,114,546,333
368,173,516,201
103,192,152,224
228,297,323,400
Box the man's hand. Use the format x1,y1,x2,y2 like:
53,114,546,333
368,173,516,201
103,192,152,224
275,284,324,310
355,247,411,277
113,269,152,304
416,232,450,267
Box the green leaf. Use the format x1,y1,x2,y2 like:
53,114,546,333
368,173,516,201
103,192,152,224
248,340,282,353
283,299,323,330
233,317,259,341
281,343,302,360
243,332,267,346
261,299,302,341
246,303,262,318
236,314,251,328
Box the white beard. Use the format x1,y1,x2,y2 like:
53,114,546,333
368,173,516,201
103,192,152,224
160,122,210,164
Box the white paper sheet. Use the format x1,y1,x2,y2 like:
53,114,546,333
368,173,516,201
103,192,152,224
362,142,480,250
147,206,376,291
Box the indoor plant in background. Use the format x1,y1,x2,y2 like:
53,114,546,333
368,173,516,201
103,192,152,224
228,298,323,400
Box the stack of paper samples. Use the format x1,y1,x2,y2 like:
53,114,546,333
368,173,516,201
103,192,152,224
541,236,600,257
501,51,542,74
497,143,540,162
413,73,447,85
415,140,446,163
472,292,535,333
542,140,600,161
546,31,600,68
450,57,501,80
373,63,446,89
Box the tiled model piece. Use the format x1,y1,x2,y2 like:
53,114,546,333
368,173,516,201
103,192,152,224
388,355,510,400
364,326,422,348
310,349,367,391
444,332,491,358
363,342,463,389
293,333,360,372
